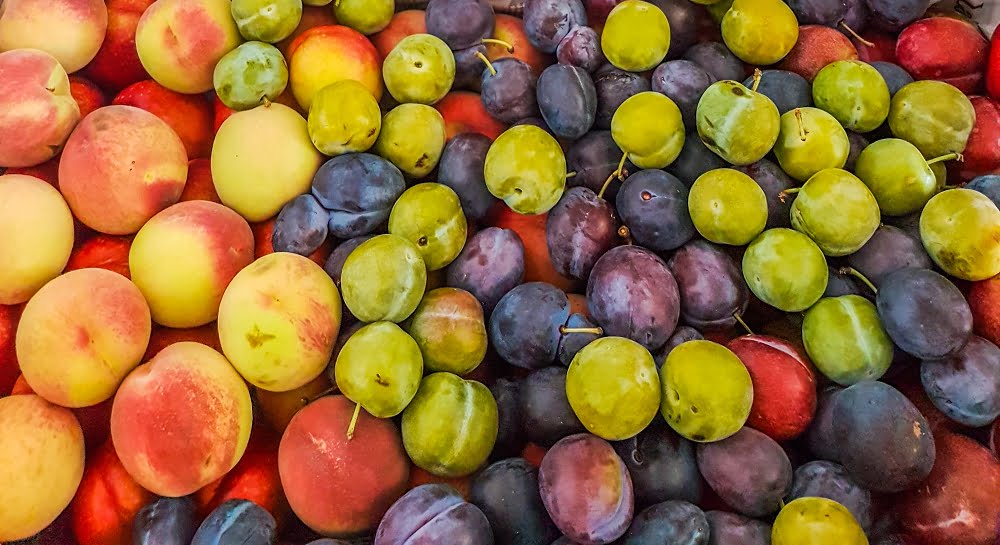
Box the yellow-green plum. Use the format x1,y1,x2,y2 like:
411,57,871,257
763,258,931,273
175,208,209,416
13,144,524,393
601,0,670,72
404,288,488,375
688,168,768,246
773,107,850,183
213,41,289,111
611,91,686,169
742,228,828,312
802,295,894,386
772,497,869,545
373,103,447,178
335,321,424,417
696,80,780,166
888,80,976,159
383,34,456,105
812,60,891,133
231,0,303,43
340,234,428,323
308,79,381,156
388,183,468,271
854,138,944,216
919,188,1000,281
333,0,394,34
789,168,880,256
484,124,567,214
721,0,798,65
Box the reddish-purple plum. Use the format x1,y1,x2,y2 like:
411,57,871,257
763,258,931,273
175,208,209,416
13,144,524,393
920,335,1000,428
667,239,749,331
546,187,619,281
447,227,526,315
788,460,873,531
374,484,493,545
696,427,793,518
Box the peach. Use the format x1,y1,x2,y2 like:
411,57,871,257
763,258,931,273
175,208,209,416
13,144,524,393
134,0,242,94
256,373,334,434
958,96,1000,180
779,25,859,82
435,91,508,141
288,25,383,110
11,373,115,451
82,0,155,92
5,155,61,187
211,103,322,222
485,202,578,292
16,268,151,408
0,304,21,396
65,235,133,278
278,395,409,537
70,440,154,545
969,273,1000,347
0,0,108,73
143,322,222,362
277,5,339,58
58,105,189,235
0,174,75,304
213,93,237,133
488,14,549,76
130,200,255,328
253,217,334,267
0,394,85,542
372,10,427,59
69,75,108,119
853,30,898,64
0,49,81,168
217,252,341,392
111,341,253,497
113,80,215,159
896,16,988,94
180,157,221,203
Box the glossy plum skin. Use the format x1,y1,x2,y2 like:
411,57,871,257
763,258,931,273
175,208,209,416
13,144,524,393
557,312,602,366
481,58,541,124
425,0,494,50
546,187,619,281
536,64,597,140
704,511,771,545
696,427,793,518
311,153,406,239
565,131,634,201
876,267,973,360
667,133,728,188
682,42,745,83
593,64,652,129
667,240,748,331
520,366,587,447
615,169,696,253
846,225,932,288
616,501,710,545
374,484,493,545
469,458,560,545
652,60,716,129
438,133,498,222
742,70,812,115
557,26,605,73
523,0,587,54
132,497,198,545
737,159,795,229
788,460,873,531
612,420,702,507
920,335,1000,428
490,282,570,368
446,227,525,316
189,499,276,545
272,194,329,256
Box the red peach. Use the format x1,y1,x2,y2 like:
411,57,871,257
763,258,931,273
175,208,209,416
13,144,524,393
277,5,339,58
113,80,215,159
958,96,1000,179
278,395,409,537
180,158,221,203
853,30,898,64
407,465,472,499
252,217,334,267
11,374,114,451
82,0,155,92
4,155,61,188
59,105,189,235
0,0,108,73
486,202,578,292
779,25,859,82
0,49,81,168
726,335,817,441
0,304,23,396
111,341,254,497
69,75,108,119
0,394,85,541
65,235,132,278
896,16,988,94
288,25,383,110
70,440,154,545
989,28,1000,99
129,200,255,328
435,91,508,141
371,10,427,59
488,14,549,76
212,94,236,134
134,0,242,94
256,374,334,434
143,322,222,362
968,273,1000,347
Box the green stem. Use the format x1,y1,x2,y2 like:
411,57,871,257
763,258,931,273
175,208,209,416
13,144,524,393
926,152,963,166
346,402,361,440
839,266,878,294
733,313,754,335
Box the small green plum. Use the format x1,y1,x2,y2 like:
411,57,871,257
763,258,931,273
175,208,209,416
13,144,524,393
340,234,428,323
335,321,424,418
812,60,891,133
601,0,671,72
388,183,468,271
213,41,289,111
404,288,487,375
484,124,567,215
888,80,976,158
383,34,456,105
696,79,780,166
773,107,850,183
920,188,1000,281
772,497,869,545
230,0,302,43
611,91,686,169
802,295,894,386
373,103,447,178
307,79,381,156
742,228,829,312
789,168,881,256
688,168,768,245
333,0,394,35
721,0,798,66
854,138,946,216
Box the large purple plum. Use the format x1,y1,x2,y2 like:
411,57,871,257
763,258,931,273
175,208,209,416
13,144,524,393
546,187,619,281
189,499,276,545
374,484,493,545
667,239,748,331
696,427,793,518
788,460,873,531
490,282,570,368
920,335,1000,427
615,169,696,253
521,366,587,446
469,458,560,545
447,227,526,315
612,419,702,507
616,501,709,545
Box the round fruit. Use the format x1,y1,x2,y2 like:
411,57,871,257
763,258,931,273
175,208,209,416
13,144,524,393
789,168,881,257
721,0,798,65
335,321,424,418
484,124,567,215
802,295,894,385
742,228,828,312
688,168,768,246
373,103,447,178
340,234,428,323
213,41,289,111
696,80,780,166
601,0,670,72
888,80,976,159
388,183,468,271
230,0,302,43
404,287,488,375
308,80,381,156
812,60,891,133
333,0,394,34
771,497,868,545
854,138,941,216
383,34,456,105
772,107,850,183
919,188,1000,281
611,91,686,169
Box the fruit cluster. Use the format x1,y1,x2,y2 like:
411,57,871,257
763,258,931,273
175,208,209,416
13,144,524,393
0,0,999,544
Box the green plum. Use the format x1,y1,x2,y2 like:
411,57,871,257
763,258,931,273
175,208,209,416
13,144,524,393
789,168,880,256
402,372,498,477
484,124,567,215
920,188,1000,281
721,0,798,66
373,103,447,178
611,91,686,169
307,79,381,156
212,41,288,111
660,340,753,443
388,183,468,271
566,337,661,441
601,0,671,72
230,0,302,43
334,321,424,418
888,80,976,158
333,0,394,35
688,168,768,245
853,138,953,216
773,107,850,183
404,288,487,375
382,34,456,105
812,60,891,133
802,295,894,386
340,234,427,323
696,79,780,166
742,228,828,312
772,497,869,545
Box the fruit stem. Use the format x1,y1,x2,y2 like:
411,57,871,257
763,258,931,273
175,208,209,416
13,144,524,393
794,108,806,142
838,266,878,294
565,171,577,179
597,152,628,200
559,326,604,335
346,402,361,440
475,51,497,76
618,225,631,240
926,152,963,165
838,21,874,47
750,68,762,93
481,38,515,53
777,187,800,203
262,96,272,108
733,313,754,335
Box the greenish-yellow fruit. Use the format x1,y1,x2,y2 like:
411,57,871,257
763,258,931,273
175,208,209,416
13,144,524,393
920,188,1000,281
812,60,891,133
335,321,424,418
789,168,881,257
230,0,302,43
772,497,869,545
721,0,798,65
307,79,381,156
611,91,686,169
405,288,488,375
802,295,894,386
383,34,456,105
696,80,780,166
888,80,976,159
484,124,567,214
742,228,828,312
373,103,447,178
388,183,468,271
340,234,427,323
601,0,671,72
333,0,394,34
688,168,768,246
853,138,942,217
213,42,289,111
773,107,850,183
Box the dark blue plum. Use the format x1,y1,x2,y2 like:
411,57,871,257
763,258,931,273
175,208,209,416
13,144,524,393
272,193,329,256
696,427,793,517
481,58,541,123
667,239,749,330
876,268,973,360
612,420,703,506
807,386,846,462
845,131,868,172
786,0,847,25
742,70,812,115
704,511,771,545
668,133,729,187
653,326,705,364
453,45,487,92
617,501,710,545
536,64,597,140
425,0,495,49
490,377,525,459
556,26,604,73
841,0,870,34
738,159,795,229
788,460,873,531
682,42,744,83
470,458,561,545
824,266,864,297
653,60,715,129
870,61,913,96
615,169,695,252
490,282,570,368
311,153,405,238
557,313,602,366
648,0,700,59
375,484,493,545
966,174,1000,208
190,499,276,545
921,335,1000,427
438,133,497,221
593,64,652,129
546,186,618,280
520,366,586,446
885,210,921,240
133,496,198,545
566,131,634,201
446,227,525,315
865,0,930,31
522,0,587,53
847,225,932,288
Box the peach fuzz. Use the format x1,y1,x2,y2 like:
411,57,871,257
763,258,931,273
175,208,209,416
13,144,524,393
0,0,108,73
16,268,151,408
0,394,85,542
12,373,115,451
70,440,154,545
134,0,242,94
113,80,215,159
0,174,75,305
255,372,334,434
65,235,133,278
288,25,383,111
217,252,342,392
130,200,255,328
111,341,253,497
0,49,81,168
211,103,322,222
276,5,338,58
278,395,409,537
180,158,221,203
372,10,427,59
59,105,189,235
143,322,222,362
82,0,155,92
488,14,549,76
435,91,507,141
253,216,334,267
69,75,108,119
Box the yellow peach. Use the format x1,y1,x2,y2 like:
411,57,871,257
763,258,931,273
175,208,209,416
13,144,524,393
287,25,383,111
0,0,108,73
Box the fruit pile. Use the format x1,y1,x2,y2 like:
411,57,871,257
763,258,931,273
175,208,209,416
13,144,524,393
0,0,999,543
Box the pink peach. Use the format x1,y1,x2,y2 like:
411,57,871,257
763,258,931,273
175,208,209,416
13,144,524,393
82,0,156,93
0,0,108,73
69,75,108,119
113,80,215,159
288,25,383,110
58,105,189,235
435,91,508,141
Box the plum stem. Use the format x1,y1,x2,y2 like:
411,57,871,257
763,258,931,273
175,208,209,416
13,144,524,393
559,326,604,335
794,108,807,142
750,68,762,93
597,152,628,200
926,152,963,166
777,187,800,203
475,52,497,76
565,171,577,179
733,313,754,335
262,96,272,108
481,38,515,53
839,266,878,294
618,225,631,240
346,402,361,440
838,21,874,47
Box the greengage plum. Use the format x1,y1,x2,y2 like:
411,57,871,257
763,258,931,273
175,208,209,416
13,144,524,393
802,295,894,385
312,153,405,238
667,240,748,330
789,168,880,256
333,0,393,34
919,188,1000,281
373,103,447,178
602,0,671,72
611,91,685,169
231,0,302,43
523,0,587,54
438,133,497,221
854,138,945,217
920,335,1000,427
383,34,456,105
485,124,567,215
214,42,289,111
721,0,798,66
520,367,587,446
812,60,890,133
772,107,850,183
308,80,382,156
771,497,868,545
742,70,812,115
846,225,932,287
688,169,768,246
446,227,525,315
133,497,198,545
536,64,598,140
374,484,492,545
705,511,770,545
340,234,426,323
888,80,975,159
557,26,605,73
469,458,560,545
788,461,872,531
682,42,745,83
615,169,695,252
737,159,795,229
612,420,702,506
190,499,276,545
490,282,570,368
696,79,780,166
405,288,487,375
546,187,618,281
335,321,423,418
742,228,828,312
617,501,710,545
480,58,541,124
876,267,972,360
388,183,467,271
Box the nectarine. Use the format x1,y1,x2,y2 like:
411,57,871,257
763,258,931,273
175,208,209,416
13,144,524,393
0,0,108,73
71,440,154,545
113,80,215,159
287,25,383,110
82,0,155,92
